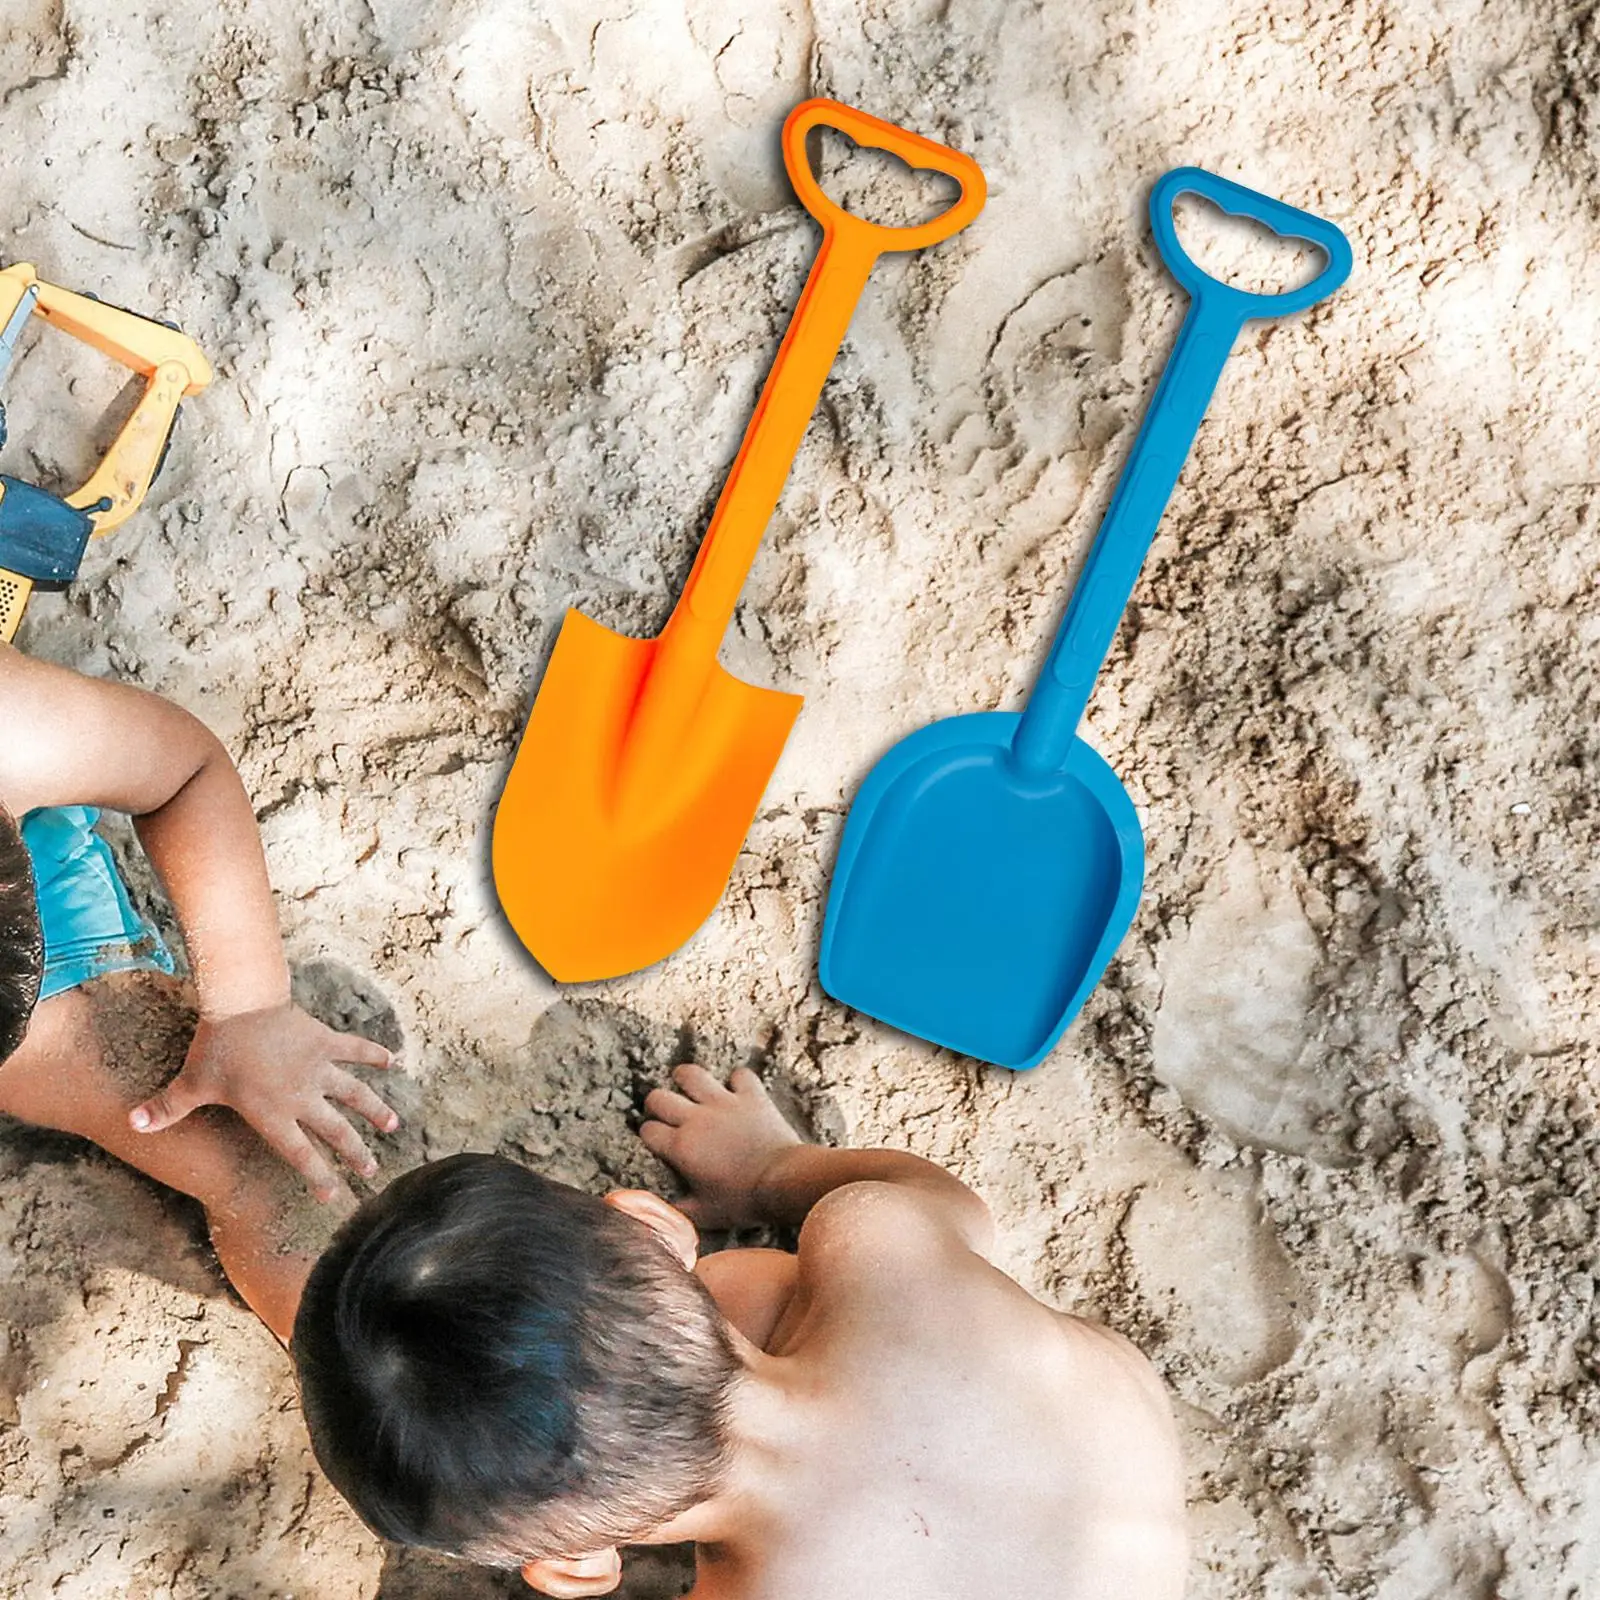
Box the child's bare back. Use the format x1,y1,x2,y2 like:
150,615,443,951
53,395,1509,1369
688,1206,1184,1597
653,1069,1187,1600
291,1065,1188,1598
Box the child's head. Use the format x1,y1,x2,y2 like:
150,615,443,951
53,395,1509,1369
0,806,42,1067
291,1152,739,1572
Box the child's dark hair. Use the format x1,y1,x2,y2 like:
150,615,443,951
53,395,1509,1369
0,807,43,1066
291,1153,739,1566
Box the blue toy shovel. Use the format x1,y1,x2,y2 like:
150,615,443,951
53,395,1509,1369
819,168,1352,1069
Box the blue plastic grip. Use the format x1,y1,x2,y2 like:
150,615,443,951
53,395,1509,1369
1010,169,1351,775
1148,167,1354,322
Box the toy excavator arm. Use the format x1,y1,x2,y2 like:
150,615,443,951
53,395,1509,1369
29,272,213,534
0,263,211,641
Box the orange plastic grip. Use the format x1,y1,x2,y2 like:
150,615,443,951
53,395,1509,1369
781,99,987,254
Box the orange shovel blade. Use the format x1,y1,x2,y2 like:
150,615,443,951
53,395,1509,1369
492,609,802,981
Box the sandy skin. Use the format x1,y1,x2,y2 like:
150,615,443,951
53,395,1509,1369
0,642,401,1207
0,972,339,1341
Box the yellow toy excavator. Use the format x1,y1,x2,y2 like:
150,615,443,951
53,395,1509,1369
0,263,212,642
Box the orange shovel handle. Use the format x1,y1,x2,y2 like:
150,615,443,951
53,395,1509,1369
673,100,985,644
781,99,988,255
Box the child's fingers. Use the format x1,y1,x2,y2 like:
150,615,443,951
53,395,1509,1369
728,1066,767,1097
329,1072,401,1134
639,1119,678,1159
128,1075,214,1134
305,1106,379,1180
328,1030,394,1070
672,1063,729,1102
643,1087,694,1126
271,1123,348,1205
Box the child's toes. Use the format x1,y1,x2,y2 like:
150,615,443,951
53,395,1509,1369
729,1066,768,1097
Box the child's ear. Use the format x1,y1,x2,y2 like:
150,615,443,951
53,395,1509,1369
520,1547,622,1596
604,1188,699,1270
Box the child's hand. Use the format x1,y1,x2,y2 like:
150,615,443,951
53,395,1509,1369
128,1002,400,1203
640,1064,803,1229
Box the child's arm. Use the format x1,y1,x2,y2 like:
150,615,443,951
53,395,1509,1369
640,1063,992,1252
0,645,397,1201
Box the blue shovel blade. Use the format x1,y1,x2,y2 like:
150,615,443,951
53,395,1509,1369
819,713,1145,1069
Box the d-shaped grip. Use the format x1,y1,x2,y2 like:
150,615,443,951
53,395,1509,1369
1149,167,1352,320
782,98,986,254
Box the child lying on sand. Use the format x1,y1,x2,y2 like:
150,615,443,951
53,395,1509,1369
0,642,399,1338
293,1065,1188,1597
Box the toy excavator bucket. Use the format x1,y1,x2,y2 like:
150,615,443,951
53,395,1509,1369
0,262,212,642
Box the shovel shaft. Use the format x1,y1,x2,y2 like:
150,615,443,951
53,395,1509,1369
629,101,985,782
673,225,881,647
1012,298,1240,772
670,101,985,658
1013,168,1352,775
628,229,880,798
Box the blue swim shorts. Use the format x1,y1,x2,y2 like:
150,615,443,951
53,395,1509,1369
19,806,176,1002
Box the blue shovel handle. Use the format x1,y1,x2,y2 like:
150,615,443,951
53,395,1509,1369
1150,168,1354,319
1011,169,1352,774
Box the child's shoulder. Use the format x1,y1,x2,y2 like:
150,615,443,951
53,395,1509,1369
794,1179,975,1285
786,1181,1067,1376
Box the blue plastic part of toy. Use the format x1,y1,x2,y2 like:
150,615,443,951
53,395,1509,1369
820,168,1352,1070
821,712,1146,1068
0,474,95,585
1013,168,1353,772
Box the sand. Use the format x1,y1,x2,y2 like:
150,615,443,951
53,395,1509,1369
2,0,1598,1593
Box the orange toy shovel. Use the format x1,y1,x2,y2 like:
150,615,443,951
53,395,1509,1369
493,99,985,981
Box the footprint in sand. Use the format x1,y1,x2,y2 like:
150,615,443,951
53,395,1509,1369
1152,843,1352,1164
1124,1168,1305,1387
